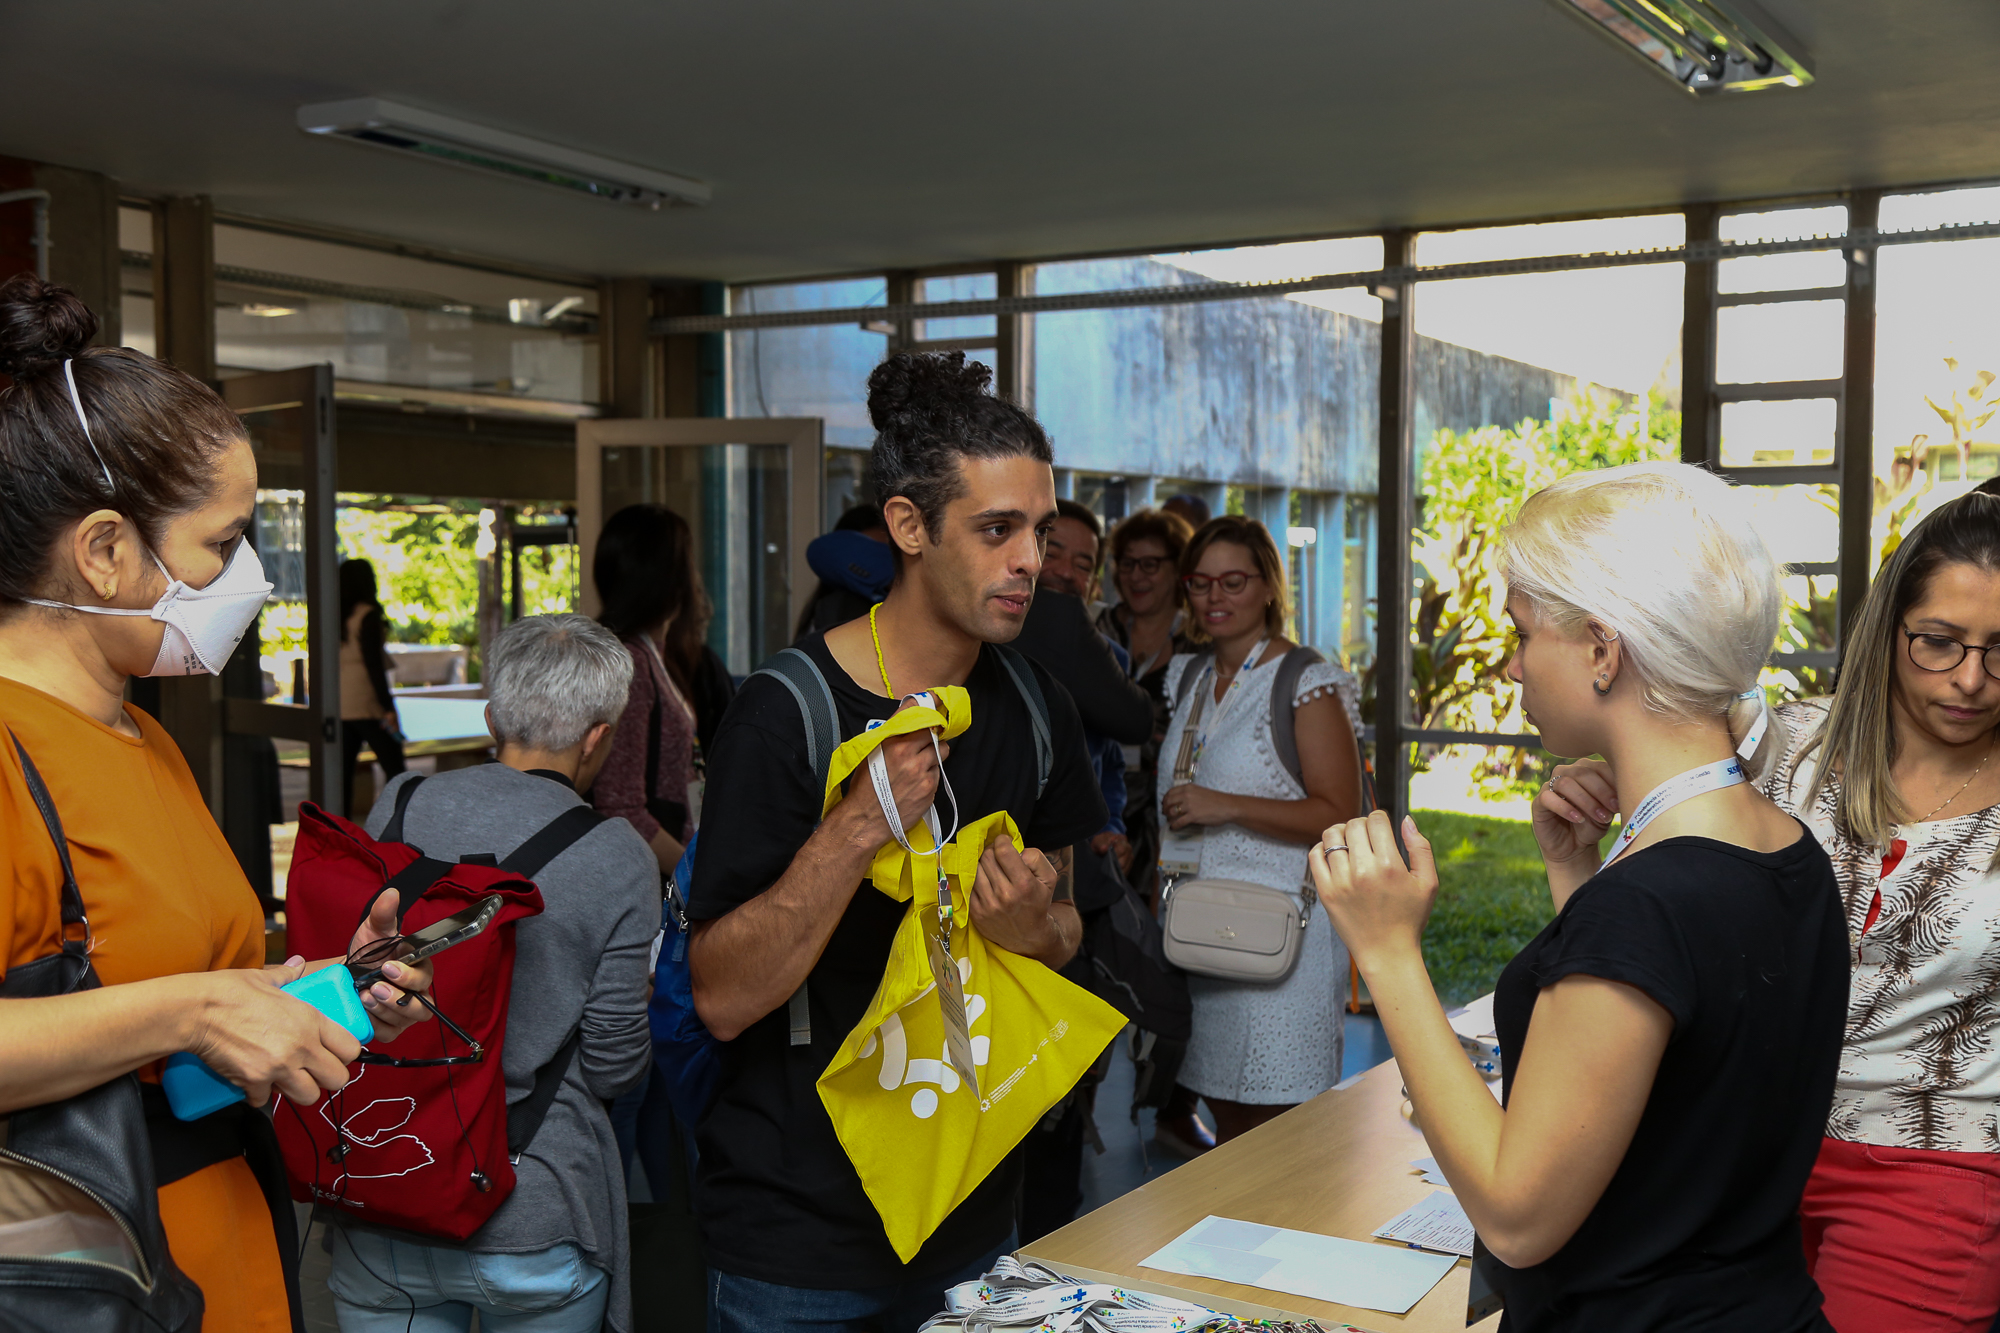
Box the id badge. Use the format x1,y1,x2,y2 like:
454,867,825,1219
1158,827,1204,877
919,900,981,1096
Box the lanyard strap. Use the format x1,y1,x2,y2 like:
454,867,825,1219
1174,638,1267,783
1601,756,1746,868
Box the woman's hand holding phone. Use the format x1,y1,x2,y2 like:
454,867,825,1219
342,887,436,1042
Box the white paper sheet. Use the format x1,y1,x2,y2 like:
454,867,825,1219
1139,1214,1457,1315
1372,1190,1477,1258
1410,1156,1451,1188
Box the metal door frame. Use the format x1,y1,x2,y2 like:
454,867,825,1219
221,364,343,816
574,417,824,636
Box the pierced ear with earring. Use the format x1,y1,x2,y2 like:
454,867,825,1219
1594,674,1611,696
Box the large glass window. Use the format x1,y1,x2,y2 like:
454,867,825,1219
1876,185,2000,559
1407,214,1686,812
728,277,887,449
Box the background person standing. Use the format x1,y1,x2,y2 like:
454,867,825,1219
338,557,405,813
1157,516,1361,1146
1758,479,2000,1333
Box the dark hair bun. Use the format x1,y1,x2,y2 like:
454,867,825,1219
866,350,992,433
0,273,98,378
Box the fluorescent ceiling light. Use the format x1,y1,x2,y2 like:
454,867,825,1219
297,98,710,209
1556,0,1813,95
239,303,296,318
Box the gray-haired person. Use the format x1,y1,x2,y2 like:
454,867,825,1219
326,614,661,1333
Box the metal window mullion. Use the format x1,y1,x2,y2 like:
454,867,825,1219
1683,204,1719,466
1374,231,1416,825
1839,191,1882,650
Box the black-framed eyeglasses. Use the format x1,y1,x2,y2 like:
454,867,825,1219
1116,555,1168,576
344,934,486,1069
1182,570,1263,596
1903,626,2000,682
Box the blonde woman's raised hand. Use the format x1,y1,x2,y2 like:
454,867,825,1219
1309,810,1438,971
1533,759,1619,871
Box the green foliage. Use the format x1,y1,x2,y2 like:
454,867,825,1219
1381,388,1679,797
256,495,576,673
340,501,485,647
1414,809,1558,1007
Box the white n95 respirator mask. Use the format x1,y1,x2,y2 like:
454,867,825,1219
26,541,275,677
21,358,274,676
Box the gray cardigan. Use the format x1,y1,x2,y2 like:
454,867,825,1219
354,764,658,1332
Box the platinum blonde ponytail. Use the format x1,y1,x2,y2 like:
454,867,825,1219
1503,461,1788,772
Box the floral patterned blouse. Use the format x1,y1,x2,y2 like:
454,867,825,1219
1761,698,2000,1153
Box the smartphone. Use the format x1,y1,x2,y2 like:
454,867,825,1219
348,894,502,989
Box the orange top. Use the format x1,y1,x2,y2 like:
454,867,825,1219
0,676,289,1331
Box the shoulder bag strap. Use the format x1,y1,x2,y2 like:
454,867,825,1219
992,645,1053,799
1267,647,1325,790
9,730,89,958
1168,657,1216,785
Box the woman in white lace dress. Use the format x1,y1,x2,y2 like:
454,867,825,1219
1156,516,1364,1144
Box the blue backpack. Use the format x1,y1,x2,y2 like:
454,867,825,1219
646,645,1052,1128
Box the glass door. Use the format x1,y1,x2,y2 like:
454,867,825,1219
576,418,823,673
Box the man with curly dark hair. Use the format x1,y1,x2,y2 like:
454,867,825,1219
685,352,1108,1332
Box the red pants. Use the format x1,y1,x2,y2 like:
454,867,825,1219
1802,1135,2000,1333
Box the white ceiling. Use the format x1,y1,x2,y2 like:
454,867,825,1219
8,1,2000,283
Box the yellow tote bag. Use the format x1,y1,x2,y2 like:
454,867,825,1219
813,689,1126,1262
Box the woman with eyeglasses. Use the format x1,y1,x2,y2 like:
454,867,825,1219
1745,478,2000,1333
1153,516,1363,1144
1096,509,1196,901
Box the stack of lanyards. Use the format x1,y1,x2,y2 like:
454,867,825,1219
919,1255,1353,1333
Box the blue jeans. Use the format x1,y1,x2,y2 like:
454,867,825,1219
706,1237,1011,1333
328,1229,610,1333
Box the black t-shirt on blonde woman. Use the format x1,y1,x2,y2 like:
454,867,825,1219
1489,830,1848,1332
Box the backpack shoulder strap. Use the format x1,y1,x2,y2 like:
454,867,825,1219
1172,650,1214,711
749,647,840,796
500,804,609,878
499,801,615,1156
1268,647,1325,789
992,645,1052,799
379,774,427,845
508,1025,581,1158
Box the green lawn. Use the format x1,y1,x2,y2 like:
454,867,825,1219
1410,808,1558,1007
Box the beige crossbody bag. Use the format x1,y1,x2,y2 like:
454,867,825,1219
1158,654,1318,984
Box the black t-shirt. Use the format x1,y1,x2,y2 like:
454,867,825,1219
1489,831,1847,1333
687,632,1106,1288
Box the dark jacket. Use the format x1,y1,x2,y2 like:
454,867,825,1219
1014,590,1153,746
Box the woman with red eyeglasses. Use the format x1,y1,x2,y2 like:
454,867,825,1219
1153,515,1364,1144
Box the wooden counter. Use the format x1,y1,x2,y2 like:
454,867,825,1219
1021,1058,1502,1332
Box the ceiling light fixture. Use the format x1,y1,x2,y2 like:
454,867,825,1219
239,303,296,318
1556,0,1812,95
297,98,710,209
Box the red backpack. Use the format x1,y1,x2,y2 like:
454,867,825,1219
275,776,605,1242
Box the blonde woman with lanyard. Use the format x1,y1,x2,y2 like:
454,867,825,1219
1312,462,1847,1333
1748,478,2000,1333
1156,515,1362,1146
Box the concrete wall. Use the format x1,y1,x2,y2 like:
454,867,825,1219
1033,255,1581,494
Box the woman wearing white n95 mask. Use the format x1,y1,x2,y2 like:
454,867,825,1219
1311,462,1848,1332
0,274,434,1332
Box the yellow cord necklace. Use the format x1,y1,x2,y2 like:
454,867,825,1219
867,602,895,696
